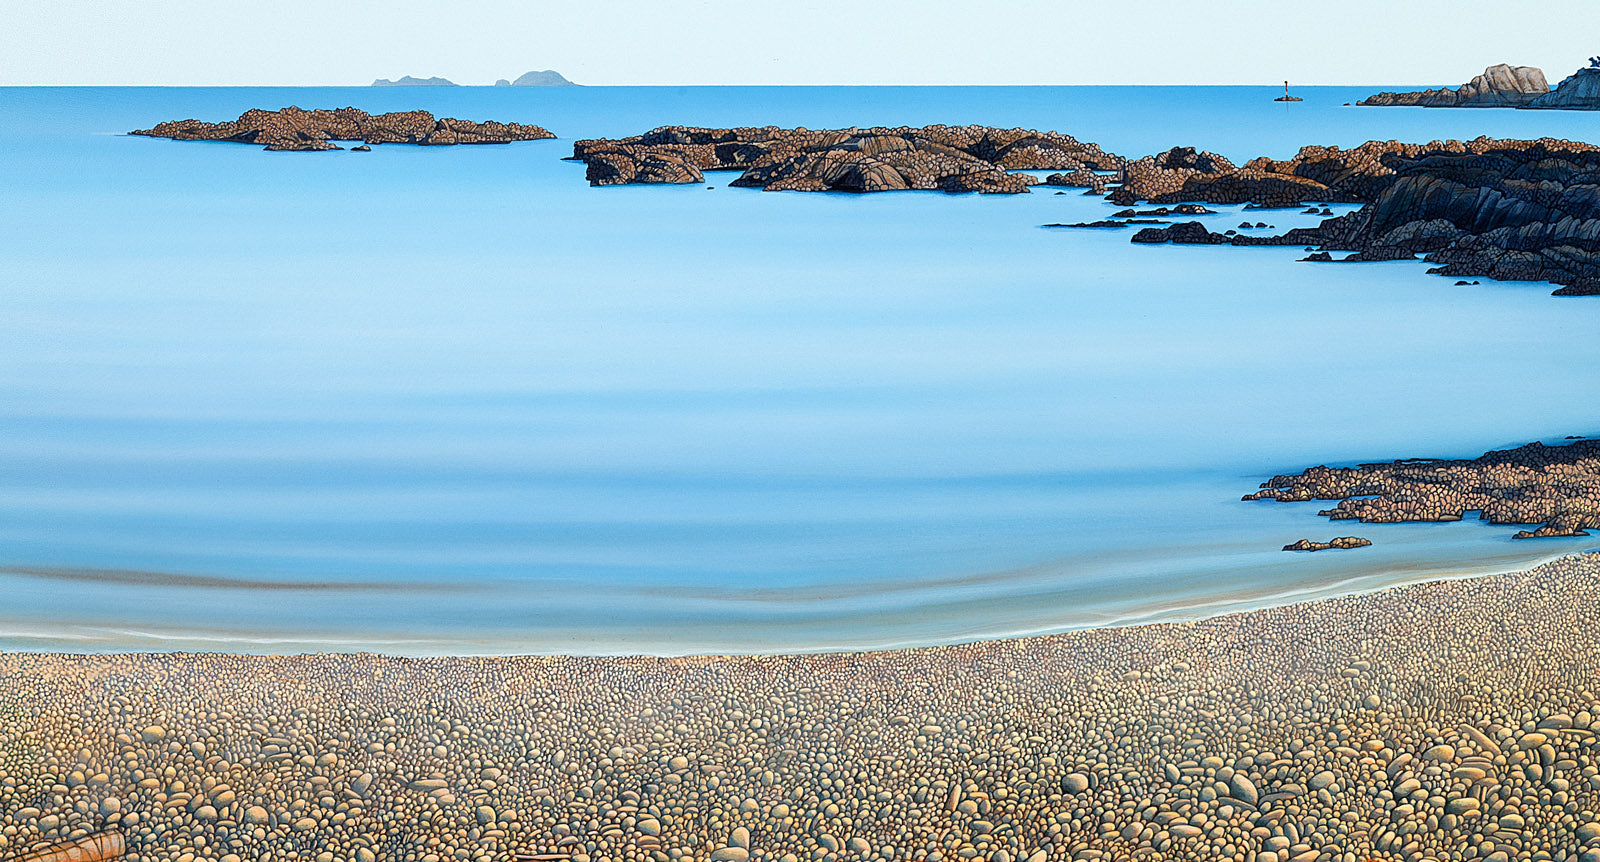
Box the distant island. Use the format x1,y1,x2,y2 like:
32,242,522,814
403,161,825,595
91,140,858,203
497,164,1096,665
371,75,457,87
1358,58,1600,109
369,70,578,87
494,70,579,87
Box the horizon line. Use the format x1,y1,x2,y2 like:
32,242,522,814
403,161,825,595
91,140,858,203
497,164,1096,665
0,81,1455,89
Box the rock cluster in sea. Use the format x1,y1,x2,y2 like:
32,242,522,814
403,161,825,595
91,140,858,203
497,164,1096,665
1357,65,1551,108
1244,438,1600,539
1122,137,1600,295
130,107,555,152
568,126,1126,193
1281,538,1371,552
1104,138,1539,208
7,553,1600,861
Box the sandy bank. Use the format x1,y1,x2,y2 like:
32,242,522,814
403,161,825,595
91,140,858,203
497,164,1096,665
3,555,1600,862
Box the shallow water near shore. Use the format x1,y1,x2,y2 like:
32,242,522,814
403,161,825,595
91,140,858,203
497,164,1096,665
2,85,1600,654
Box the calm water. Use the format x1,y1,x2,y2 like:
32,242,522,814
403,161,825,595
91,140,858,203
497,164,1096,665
2,85,1599,654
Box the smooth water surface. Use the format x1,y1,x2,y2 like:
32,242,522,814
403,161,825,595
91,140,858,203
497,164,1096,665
2,86,1599,653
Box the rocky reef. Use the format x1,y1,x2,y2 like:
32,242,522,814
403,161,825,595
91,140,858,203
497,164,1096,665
131,107,554,152
372,76,457,87
1357,64,1550,108
1103,138,1564,209
1125,137,1600,295
8,553,1600,861
1105,141,1448,208
1282,537,1371,552
1244,438,1600,539
568,126,1125,193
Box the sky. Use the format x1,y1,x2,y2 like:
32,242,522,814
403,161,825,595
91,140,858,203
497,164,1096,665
4,0,1597,87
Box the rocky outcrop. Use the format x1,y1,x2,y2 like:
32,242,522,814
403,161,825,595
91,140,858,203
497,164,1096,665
497,70,577,87
1245,439,1600,539
569,125,1125,193
1283,537,1371,552
1109,142,1427,207
131,107,554,152
1304,138,1600,292
1527,64,1600,109
1358,64,1549,108
1043,170,1113,193
372,76,457,87
1119,136,1600,295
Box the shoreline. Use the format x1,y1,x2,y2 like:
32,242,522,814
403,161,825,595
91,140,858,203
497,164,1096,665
0,544,1587,659
5,553,1600,861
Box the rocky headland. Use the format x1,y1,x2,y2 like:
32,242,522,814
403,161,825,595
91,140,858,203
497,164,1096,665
7,553,1600,862
131,107,554,152
372,76,458,87
1527,63,1600,110
568,126,1125,193
1121,137,1600,295
1244,438,1600,539
1359,60,1600,111
1357,65,1550,108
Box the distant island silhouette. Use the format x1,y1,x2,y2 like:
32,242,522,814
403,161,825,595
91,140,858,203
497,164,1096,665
495,70,578,87
371,75,457,87
370,71,578,87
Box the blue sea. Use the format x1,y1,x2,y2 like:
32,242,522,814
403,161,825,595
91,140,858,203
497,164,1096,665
3,85,1599,654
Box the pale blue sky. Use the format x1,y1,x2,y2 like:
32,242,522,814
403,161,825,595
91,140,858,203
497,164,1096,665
4,0,1595,86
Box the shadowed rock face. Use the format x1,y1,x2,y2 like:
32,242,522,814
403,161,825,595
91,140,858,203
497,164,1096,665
1358,64,1550,108
1245,439,1600,539
131,107,555,151
569,125,1126,193
1124,137,1600,295
1528,65,1600,109
1310,140,1600,293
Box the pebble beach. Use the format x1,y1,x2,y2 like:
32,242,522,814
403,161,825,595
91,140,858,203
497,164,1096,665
6,554,1600,862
